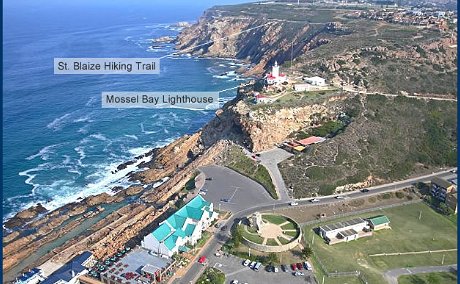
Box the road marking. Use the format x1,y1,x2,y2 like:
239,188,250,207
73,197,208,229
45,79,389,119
225,267,251,277
228,187,239,201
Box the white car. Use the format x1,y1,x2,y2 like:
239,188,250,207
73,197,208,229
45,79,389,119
250,261,257,269
274,267,279,273
290,201,299,206
231,280,239,284
335,195,344,199
310,198,320,203
243,259,250,266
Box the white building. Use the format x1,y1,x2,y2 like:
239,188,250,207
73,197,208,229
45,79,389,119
254,93,275,104
265,61,287,85
142,195,218,257
304,76,326,86
319,218,369,244
293,84,313,92
15,268,45,284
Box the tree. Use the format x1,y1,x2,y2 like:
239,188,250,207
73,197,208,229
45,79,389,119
439,202,454,216
267,252,279,264
233,227,242,248
301,245,313,259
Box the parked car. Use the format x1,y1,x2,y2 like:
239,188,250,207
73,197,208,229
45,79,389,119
310,198,320,203
294,271,305,276
220,198,229,202
291,263,297,271
281,264,288,272
335,195,344,199
254,262,262,271
303,261,312,270
265,265,273,272
296,263,303,270
250,261,257,269
243,259,250,266
231,280,239,284
290,201,299,206
273,266,279,273
205,177,213,181
361,188,369,193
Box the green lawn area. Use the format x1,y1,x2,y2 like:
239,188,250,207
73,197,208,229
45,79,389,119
240,225,264,244
278,236,291,245
304,202,457,284
262,214,288,225
281,222,297,230
266,238,278,246
197,267,225,284
283,230,298,238
398,271,457,284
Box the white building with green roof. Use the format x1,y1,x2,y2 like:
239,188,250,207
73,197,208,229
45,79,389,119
141,195,218,257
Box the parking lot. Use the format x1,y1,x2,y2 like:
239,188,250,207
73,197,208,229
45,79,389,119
197,165,276,213
206,253,316,284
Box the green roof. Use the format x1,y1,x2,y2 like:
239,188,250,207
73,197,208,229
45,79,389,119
368,215,390,226
152,223,171,241
184,206,204,220
187,195,210,210
167,214,187,229
173,229,186,238
150,195,214,251
184,223,196,236
163,235,178,250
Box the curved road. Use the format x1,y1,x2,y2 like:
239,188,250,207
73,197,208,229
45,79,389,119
174,167,456,283
383,264,457,284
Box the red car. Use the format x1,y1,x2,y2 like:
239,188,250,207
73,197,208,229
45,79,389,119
291,263,297,271
198,256,207,264
296,263,303,270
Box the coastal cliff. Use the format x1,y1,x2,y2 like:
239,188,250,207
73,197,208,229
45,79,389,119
175,6,340,74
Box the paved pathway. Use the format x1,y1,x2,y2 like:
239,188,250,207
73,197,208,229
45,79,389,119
257,148,294,201
383,264,457,284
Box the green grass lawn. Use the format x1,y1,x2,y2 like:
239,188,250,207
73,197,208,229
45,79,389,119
278,237,291,245
281,222,297,230
240,225,264,244
304,202,457,284
262,214,288,225
398,271,457,284
266,238,278,246
283,230,298,237
197,267,225,284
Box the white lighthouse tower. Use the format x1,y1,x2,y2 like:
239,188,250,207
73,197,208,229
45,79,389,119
265,60,287,85
272,61,280,78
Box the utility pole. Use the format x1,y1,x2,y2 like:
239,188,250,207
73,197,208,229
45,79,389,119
322,275,325,284
419,211,422,220
442,254,445,265
248,247,251,258
312,234,315,245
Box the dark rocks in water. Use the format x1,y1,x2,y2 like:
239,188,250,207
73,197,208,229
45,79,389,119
116,160,136,171
4,203,48,229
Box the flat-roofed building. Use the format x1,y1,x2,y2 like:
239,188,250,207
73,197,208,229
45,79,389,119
319,218,370,244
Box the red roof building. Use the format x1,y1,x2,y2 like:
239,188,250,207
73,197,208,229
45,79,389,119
297,136,326,146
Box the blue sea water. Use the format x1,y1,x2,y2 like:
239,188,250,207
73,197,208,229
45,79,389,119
3,0,252,220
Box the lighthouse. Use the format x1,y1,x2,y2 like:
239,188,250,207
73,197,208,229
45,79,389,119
265,60,287,85
272,61,280,78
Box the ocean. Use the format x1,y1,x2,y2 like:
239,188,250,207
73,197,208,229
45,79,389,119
3,0,252,220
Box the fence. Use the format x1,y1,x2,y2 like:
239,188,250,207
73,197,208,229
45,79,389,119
301,199,422,227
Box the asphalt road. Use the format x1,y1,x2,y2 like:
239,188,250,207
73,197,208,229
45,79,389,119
174,166,457,284
383,264,457,284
